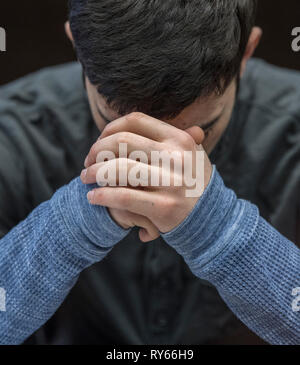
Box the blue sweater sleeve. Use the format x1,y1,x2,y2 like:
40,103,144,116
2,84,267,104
162,166,300,345
0,177,129,345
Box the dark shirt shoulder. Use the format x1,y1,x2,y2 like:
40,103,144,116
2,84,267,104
0,62,85,105
213,58,300,243
241,58,300,113
0,62,98,236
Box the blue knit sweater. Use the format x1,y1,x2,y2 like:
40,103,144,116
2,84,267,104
0,166,299,344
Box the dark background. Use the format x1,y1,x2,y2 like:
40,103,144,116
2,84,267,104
0,0,299,85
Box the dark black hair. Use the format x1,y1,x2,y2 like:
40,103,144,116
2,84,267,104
69,0,257,120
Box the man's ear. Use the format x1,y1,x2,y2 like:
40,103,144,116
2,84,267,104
65,21,74,46
240,26,262,77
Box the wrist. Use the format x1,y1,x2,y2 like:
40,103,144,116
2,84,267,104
50,177,130,256
161,166,259,272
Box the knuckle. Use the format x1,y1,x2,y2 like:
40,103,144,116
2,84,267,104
90,143,98,158
85,167,92,181
127,112,145,122
101,124,114,139
178,132,194,149
117,132,131,145
102,123,114,135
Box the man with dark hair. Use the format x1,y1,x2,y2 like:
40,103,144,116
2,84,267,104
0,1,299,345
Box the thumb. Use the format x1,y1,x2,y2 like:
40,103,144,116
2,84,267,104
185,126,205,145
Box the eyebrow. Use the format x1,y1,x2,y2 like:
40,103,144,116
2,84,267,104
96,104,223,130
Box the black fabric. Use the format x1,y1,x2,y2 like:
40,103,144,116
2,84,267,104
0,59,299,345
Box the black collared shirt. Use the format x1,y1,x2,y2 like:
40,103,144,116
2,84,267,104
0,58,299,345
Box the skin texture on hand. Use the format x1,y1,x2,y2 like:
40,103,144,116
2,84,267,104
81,112,213,242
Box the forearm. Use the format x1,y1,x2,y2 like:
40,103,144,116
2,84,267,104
162,167,300,345
0,177,128,345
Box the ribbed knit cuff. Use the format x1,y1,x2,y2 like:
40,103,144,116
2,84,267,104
50,177,131,262
162,166,259,275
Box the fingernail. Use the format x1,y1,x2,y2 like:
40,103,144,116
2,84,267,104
87,190,95,203
84,156,89,168
81,169,87,181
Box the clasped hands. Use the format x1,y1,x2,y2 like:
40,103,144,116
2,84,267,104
80,112,213,242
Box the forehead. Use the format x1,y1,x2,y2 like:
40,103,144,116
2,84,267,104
167,92,225,128
170,80,236,126
93,78,235,126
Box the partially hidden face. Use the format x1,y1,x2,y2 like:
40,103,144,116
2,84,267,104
85,76,237,155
